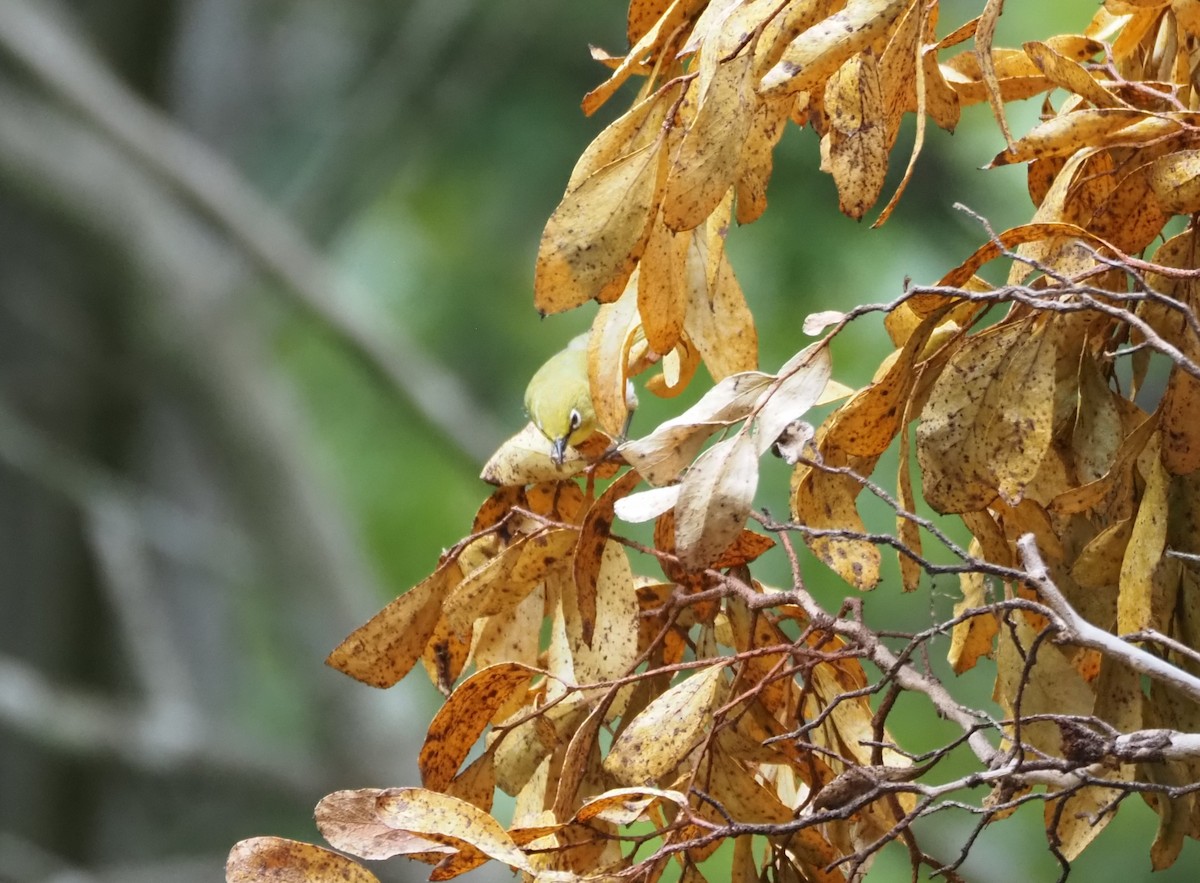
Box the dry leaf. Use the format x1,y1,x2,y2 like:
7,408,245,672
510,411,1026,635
675,432,760,569
604,664,726,784
226,837,380,883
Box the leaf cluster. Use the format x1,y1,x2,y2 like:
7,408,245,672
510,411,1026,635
229,1,1200,881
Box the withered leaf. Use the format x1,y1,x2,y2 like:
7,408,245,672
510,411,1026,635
675,432,760,570
604,663,726,784
753,343,833,454
1117,441,1170,633
480,422,591,486
419,662,539,792
663,52,756,232
226,837,380,883
443,528,577,635
761,0,910,97
313,792,452,862
574,786,688,826
326,558,457,689
822,51,888,220
917,317,1057,513
535,139,664,315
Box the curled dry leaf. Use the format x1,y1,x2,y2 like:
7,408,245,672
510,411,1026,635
319,788,534,876
574,786,689,826
753,343,833,454
822,51,888,220
675,432,761,570
226,837,380,883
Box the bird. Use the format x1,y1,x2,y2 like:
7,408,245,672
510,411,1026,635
524,334,596,465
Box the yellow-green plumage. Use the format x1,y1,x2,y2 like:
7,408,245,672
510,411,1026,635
525,338,595,465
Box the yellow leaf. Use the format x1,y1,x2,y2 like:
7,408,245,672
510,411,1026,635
1073,352,1124,484
480,422,594,486
1071,518,1133,592
675,432,760,569
917,317,1057,513
583,0,696,116
663,52,756,232
443,529,577,635
948,565,999,674
574,468,642,643
683,193,759,379
1117,441,1170,633
419,662,539,792
761,0,910,97
604,664,726,784
735,95,792,224
471,584,544,671
564,540,640,687
535,138,664,315
325,558,457,689
1024,39,1125,108
574,786,688,825
369,788,533,874
988,108,1150,167
822,51,888,220
1150,149,1200,215
226,837,381,883
589,278,643,436
790,444,882,589
638,212,690,354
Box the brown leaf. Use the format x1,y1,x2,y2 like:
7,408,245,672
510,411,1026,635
948,549,999,674
683,193,759,379
675,432,760,569
973,0,1011,146
574,469,642,643
735,95,792,224
226,837,380,883
1024,39,1125,108
589,279,643,437
369,788,533,875
790,445,882,590
313,792,453,862
325,558,457,689
573,786,688,825
564,540,640,686
987,108,1151,167
638,212,690,354
420,662,539,792
583,0,693,115
822,51,888,220
534,138,665,315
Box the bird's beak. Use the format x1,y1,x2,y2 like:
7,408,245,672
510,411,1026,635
551,436,569,466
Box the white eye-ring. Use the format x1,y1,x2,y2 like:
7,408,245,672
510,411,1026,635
568,408,582,432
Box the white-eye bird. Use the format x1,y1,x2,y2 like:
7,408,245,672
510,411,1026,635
525,334,596,466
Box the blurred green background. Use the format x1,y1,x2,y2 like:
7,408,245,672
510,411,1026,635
1,1,1197,881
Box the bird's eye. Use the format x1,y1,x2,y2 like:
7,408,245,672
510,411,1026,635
569,409,582,432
